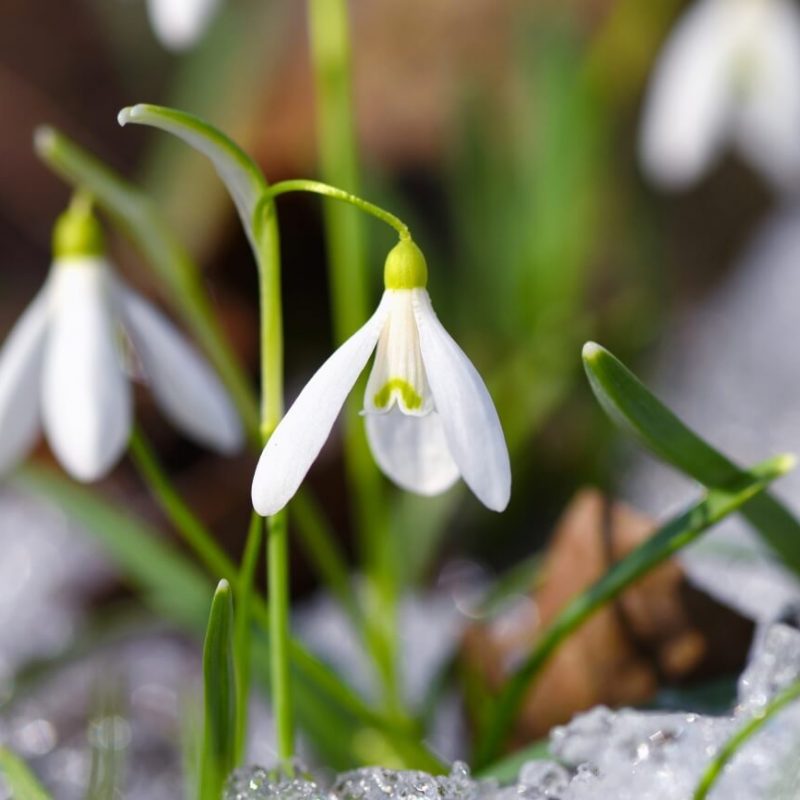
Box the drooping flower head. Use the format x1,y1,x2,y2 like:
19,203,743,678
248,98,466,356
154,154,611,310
251,239,511,516
640,0,800,190
0,197,243,481
145,0,221,51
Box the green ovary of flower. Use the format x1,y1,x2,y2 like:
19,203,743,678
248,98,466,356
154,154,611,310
383,239,428,290
373,378,424,411
52,197,106,260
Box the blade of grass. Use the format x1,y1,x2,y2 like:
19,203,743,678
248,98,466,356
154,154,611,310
0,748,53,800
693,678,800,800
200,581,237,800
34,125,260,445
582,342,800,574
473,453,795,767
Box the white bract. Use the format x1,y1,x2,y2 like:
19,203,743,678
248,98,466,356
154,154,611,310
252,239,511,516
639,0,800,190
0,205,243,482
145,0,220,51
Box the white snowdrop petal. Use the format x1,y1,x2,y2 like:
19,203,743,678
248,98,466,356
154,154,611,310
146,0,220,50
639,0,735,188
365,407,460,496
0,289,49,476
734,0,800,190
251,294,392,517
413,290,510,512
42,259,131,482
115,281,243,454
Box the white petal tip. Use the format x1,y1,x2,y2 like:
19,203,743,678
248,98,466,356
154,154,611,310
62,457,116,484
33,126,56,156
250,488,282,519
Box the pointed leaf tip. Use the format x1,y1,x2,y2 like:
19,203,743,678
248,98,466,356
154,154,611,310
215,578,231,594
777,453,797,475
581,341,604,362
33,126,56,156
117,107,134,126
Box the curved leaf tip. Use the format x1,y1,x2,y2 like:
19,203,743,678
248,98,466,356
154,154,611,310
33,125,57,157
581,340,605,362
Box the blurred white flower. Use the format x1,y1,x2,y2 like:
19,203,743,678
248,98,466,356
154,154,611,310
639,0,800,190
251,239,511,516
146,0,220,51
0,206,243,482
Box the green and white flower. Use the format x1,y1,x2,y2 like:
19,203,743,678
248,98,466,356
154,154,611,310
252,239,511,516
146,0,220,51
0,202,242,481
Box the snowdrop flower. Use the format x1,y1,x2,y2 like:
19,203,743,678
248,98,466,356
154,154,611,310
639,0,800,190
252,239,511,516
0,201,243,482
146,0,220,51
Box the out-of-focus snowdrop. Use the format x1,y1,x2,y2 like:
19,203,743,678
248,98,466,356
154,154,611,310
640,0,800,191
0,198,243,482
145,0,220,51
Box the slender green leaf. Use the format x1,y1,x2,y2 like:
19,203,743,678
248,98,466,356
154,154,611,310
693,678,800,800
117,103,269,251
33,126,260,443
201,581,237,800
582,342,800,574
474,454,794,767
0,748,53,800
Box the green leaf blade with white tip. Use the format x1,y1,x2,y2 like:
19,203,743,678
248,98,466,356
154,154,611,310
117,103,269,251
474,453,795,767
200,580,237,800
0,748,53,800
34,126,260,444
582,342,800,574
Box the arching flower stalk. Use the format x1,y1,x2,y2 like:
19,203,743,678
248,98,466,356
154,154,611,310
0,196,243,481
252,237,511,516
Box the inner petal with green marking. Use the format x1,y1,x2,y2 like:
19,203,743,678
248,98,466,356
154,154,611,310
364,289,433,417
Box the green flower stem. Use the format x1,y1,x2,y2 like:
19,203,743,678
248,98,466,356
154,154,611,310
473,454,794,767
307,0,404,718
693,679,800,800
234,512,263,763
255,194,295,764
267,180,409,239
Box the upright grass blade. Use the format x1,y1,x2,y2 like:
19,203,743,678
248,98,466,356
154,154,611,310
582,342,800,574
200,581,237,800
473,453,794,767
33,126,260,445
0,748,53,800
693,678,800,800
